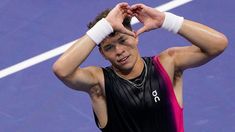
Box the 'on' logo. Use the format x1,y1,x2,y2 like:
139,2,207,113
152,90,160,103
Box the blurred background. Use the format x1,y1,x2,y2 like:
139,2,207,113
0,0,234,131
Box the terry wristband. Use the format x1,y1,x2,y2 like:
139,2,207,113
86,18,114,45
161,12,184,34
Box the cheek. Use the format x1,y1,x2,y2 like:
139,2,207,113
127,37,138,47
126,40,138,51
103,52,116,61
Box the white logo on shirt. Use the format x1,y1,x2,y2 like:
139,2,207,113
152,90,160,103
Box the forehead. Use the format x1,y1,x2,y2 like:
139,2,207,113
99,33,128,47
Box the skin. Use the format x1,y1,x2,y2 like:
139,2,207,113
53,3,228,128
99,33,141,78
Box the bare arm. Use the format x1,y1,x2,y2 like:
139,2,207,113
52,35,99,92
173,20,228,71
131,4,228,71
52,3,135,92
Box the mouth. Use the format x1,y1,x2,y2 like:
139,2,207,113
117,55,130,64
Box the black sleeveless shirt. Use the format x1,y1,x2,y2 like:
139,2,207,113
94,56,184,132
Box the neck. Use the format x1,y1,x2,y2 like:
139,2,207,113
112,56,144,80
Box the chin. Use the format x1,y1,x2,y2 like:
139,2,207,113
116,62,134,72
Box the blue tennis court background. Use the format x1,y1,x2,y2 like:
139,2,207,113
0,0,234,131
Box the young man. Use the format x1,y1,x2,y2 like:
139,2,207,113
53,2,228,132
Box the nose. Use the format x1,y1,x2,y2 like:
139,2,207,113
115,44,125,55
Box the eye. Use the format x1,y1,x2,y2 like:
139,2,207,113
120,39,126,44
104,45,114,51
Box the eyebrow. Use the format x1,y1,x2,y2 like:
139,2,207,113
102,35,127,49
118,35,126,41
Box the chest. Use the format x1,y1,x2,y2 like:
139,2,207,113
106,66,168,112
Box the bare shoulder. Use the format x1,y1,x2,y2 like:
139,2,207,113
158,47,178,70
81,66,104,87
158,46,201,71
157,48,177,82
84,66,103,76
158,46,191,80
158,47,184,107
88,66,104,86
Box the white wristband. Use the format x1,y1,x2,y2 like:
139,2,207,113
161,12,184,34
86,18,113,45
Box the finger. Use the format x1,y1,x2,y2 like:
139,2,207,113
133,12,139,16
119,25,135,37
118,2,129,9
126,9,133,15
131,8,143,15
130,4,141,9
130,4,144,10
123,12,132,17
126,13,133,18
123,12,131,19
124,11,134,17
123,8,132,15
136,26,148,36
118,2,128,7
120,5,131,14
134,10,141,15
133,13,144,23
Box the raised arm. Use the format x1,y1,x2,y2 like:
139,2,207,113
131,3,228,71
52,3,135,92
173,20,228,71
52,34,99,92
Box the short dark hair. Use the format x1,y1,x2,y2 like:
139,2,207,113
87,9,132,37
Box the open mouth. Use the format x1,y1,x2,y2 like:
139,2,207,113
117,56,130,64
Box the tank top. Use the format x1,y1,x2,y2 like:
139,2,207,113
94,56,184,132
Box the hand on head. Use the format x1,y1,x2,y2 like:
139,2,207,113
105,2,135,37
105,3,165,37
130,4,165,36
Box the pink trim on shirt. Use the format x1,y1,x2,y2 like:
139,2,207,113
153,56,184,132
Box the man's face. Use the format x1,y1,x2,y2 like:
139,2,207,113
99,33,139,71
